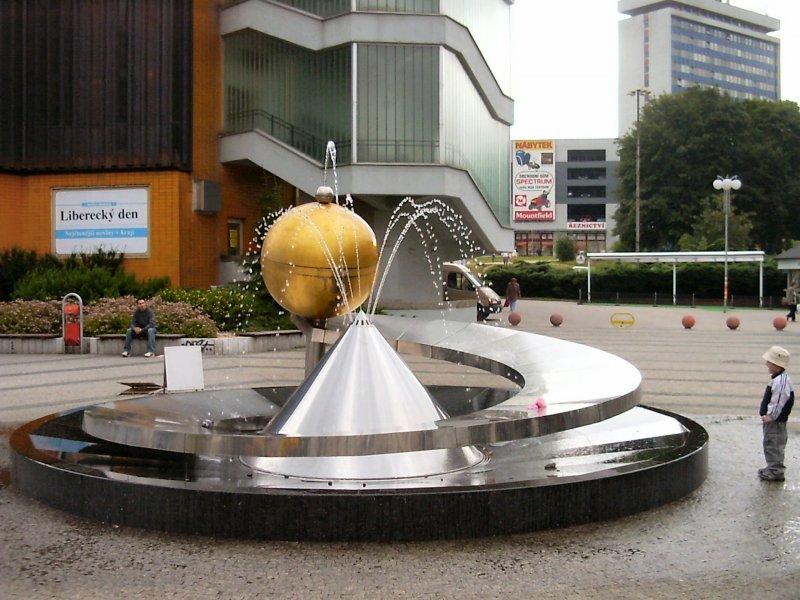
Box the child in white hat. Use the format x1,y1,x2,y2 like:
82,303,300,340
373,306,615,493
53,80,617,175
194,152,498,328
759,346,795,481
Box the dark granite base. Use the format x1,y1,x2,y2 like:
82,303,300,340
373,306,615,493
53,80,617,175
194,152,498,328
10,403,707,542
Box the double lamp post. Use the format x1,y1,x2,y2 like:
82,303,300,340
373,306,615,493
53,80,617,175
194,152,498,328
712,175,742,313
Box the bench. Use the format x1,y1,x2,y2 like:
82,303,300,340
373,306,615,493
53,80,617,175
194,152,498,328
95,333,184,356
0,333,64,354
239,330,303,352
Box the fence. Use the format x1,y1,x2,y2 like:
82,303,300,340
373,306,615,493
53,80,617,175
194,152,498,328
579,290,780,309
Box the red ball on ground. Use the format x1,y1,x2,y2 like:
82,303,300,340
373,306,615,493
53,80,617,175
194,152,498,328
773,316,787,331
681,315,695,329
726,316,740,330
508,311,522,326
549,313,563,327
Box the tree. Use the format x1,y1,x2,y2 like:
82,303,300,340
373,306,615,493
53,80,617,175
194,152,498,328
677,196,753,251
554,235,576,262
615,87,800,254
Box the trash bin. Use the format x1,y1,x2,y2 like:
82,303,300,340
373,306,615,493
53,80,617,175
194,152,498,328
62,293,84,353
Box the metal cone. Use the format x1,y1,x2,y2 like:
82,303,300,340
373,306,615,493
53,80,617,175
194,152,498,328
253,312,483,480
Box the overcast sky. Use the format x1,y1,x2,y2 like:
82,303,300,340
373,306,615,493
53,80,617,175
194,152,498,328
509,0,799,139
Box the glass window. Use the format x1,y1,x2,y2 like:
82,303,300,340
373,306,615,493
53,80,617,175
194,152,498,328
357,44,439,163
567,149,606,162
224,32,352,162
567,167,605,180
567,204,605,221
567,186,606,199
227,220,243,257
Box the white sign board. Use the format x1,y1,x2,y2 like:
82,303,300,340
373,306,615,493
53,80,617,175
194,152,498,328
164,346,205,392
512,140,556,223
53,187,149,255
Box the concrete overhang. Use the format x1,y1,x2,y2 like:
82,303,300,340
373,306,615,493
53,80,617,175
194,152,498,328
220,1,513,124
220,130,512,252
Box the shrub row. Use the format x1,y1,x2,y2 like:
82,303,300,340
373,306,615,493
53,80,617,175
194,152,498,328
1,247,169,304
0,296,218,337
484,260,786,300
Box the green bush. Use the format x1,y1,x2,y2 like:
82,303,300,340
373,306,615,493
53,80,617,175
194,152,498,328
179,317,219,338
485,262,585,300
0,300,62,334
12,264,170,304
158,287,255,332
0,248,60,301
554,236,577,262
485,258,786,301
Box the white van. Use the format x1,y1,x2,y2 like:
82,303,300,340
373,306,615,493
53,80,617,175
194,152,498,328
442,262,502,321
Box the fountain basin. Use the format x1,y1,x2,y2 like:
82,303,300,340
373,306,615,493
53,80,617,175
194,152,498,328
11,402,706,540
10,315,708,541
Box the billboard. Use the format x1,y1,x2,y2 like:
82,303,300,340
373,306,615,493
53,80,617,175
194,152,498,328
53,187,149,255
512,140,556,222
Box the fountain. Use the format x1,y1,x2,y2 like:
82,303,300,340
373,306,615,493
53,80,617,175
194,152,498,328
10,144,707,541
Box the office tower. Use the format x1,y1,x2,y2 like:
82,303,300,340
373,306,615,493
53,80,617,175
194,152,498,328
618,0,780,134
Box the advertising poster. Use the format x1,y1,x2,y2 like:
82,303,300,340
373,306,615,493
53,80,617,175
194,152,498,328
53,187,149,255
511,139,556,222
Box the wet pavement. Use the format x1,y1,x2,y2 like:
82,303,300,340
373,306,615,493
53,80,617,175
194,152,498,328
1,300,799,599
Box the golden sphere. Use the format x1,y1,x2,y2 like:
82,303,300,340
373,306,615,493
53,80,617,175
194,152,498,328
261,198,378,319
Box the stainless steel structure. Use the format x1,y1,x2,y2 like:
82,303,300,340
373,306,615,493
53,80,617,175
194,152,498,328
11,313,707,540
82,314,641,462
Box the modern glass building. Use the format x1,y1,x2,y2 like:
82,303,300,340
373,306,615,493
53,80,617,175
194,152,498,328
618,0,780,133
220,0,514,304
0,0,514,303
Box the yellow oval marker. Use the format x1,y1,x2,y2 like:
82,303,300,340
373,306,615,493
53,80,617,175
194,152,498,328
610,312,635,328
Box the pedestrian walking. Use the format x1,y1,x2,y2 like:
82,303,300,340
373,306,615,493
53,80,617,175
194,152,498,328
505,277,521,312
786,282,798,322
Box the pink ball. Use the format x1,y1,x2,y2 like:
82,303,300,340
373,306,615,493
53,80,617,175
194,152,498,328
549,313,563,327
773,316,787,331
726,316,740,330
681,315,695,329
508,311,522,326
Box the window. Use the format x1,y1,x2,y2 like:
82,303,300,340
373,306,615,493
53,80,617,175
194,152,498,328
567,167,605,180
515,231,553,256
567,149,606,162
227,220,243,258
567,204,606,221
567,186,606,199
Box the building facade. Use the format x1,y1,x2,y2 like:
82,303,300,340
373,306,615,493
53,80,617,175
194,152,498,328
618,0,780,133
511,139,620,256
0,0,514,305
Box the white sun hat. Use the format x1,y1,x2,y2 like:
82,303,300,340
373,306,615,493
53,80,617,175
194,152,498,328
763,345,791,369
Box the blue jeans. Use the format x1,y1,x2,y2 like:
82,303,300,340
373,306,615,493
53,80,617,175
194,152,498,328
124,327,157,353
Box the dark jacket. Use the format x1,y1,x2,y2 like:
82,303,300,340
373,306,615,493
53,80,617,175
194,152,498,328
131,307,156,331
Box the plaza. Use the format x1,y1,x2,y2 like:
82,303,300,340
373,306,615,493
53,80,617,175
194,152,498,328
1,299,798,599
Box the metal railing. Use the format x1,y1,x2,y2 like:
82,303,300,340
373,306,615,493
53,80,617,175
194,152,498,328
578,290,777,309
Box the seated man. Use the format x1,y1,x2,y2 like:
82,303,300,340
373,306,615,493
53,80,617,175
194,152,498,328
122,297,157,358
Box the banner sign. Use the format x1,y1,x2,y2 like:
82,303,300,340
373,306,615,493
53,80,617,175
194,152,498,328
512,139,556,222
53,187,149,255
567,221,606,230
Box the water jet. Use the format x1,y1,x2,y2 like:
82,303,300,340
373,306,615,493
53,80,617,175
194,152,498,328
10,143,708,541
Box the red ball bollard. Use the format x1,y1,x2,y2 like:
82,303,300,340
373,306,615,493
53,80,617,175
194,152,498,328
508,311,522,326
549,313,563,327
726,316,740,330
773,316,787,331
681,315,695,329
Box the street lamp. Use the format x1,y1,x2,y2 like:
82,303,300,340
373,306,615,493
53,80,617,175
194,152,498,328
629,88,650,252
713,175,742,313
